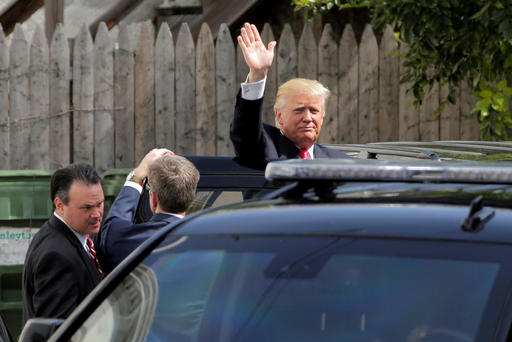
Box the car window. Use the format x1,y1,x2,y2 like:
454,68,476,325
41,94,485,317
136,188,274,222
73,236,501,342
69,265,158,342
138,236,498,342
188,191,244,213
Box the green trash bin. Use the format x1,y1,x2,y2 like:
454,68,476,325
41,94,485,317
0,170,53,340
102,168,130,214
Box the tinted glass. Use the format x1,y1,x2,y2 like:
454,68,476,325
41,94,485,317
140,236,499,342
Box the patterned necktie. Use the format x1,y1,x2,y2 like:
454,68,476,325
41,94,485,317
86,236,104,279
299,148,310,160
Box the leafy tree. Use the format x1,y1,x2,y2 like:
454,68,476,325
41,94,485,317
292,0,512,140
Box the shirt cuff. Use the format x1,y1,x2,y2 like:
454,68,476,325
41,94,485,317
124,181,143,193
241,75,266,100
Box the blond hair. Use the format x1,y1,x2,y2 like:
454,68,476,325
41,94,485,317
273,78,330,126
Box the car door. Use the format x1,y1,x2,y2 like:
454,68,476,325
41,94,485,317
0,312,12,342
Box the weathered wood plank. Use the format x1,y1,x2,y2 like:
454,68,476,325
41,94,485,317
261,23,277,126
175,23,196,155
318,24,338,144
460,79,480,140
358,24,379,143
29,26,50,170
9,24,30,169
236,43,249,87
298,21,317,80
45,0,64,43
277,23,297,85
196,23,216,156
155,22,175,151
0,26,8,169
114,23,135,168
72,24,94,165
134,22,155,163
215,23,235,156
378,25,399,142
49,23,70,169
339,24,358,144
419,70,439,141
398,43,419,141
94,22,115,174
440,85,460,140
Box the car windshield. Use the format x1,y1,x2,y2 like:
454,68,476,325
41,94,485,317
137,235,499,342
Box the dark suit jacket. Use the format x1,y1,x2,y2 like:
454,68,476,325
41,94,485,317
22,215,102,322
230,91,350,160
100,186,180,268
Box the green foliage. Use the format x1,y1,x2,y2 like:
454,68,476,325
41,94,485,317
291,0,512,140
473,80,512,140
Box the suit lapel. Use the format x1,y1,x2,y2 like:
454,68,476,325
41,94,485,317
277,133,300,159
49,215,102,285
314,145,328,158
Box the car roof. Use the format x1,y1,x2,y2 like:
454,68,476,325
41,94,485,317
170,201,512,243
162,157,512,244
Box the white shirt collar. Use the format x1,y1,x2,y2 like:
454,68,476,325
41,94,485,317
304,145,315,159
53,212,88,251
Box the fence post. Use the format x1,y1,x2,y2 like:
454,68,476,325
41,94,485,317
236,43,248,87
460,79,480,140
155,22,176,151
261,23,277,126
277,23,297,85
318,24,338,144
298,21,317,80
94,22,115,174
358,24,379,143
440,85,461,140
114,23,135,168
339,24,358,144
175,23,196,155
398,43,419,141
49,23,71,169
72,24,94,165
29,26,50,169
196,23,216,156
215,23,235,156
378,25,399,142
134,22,155,163
0,26,8,169
9,24,29,169
419,68,440,141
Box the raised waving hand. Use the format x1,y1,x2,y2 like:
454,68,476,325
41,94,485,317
237,23,276,83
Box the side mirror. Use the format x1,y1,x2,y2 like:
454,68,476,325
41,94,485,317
18,318,64,342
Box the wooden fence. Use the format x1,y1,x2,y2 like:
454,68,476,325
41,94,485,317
0,21,480,173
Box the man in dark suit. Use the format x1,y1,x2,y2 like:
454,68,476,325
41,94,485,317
100,149,200,268
230,23,349,161
23,164,104,323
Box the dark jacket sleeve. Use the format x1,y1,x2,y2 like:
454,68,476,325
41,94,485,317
100,186,142,266
230,90,268,159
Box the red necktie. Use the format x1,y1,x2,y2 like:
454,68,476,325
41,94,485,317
299,148,310,160
87,236,104,279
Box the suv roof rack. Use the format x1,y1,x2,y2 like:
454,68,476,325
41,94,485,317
265,159,512,184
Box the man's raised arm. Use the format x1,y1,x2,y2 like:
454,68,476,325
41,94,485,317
230,23,277,159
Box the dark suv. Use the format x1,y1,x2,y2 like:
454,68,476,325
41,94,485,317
18,158,512,342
